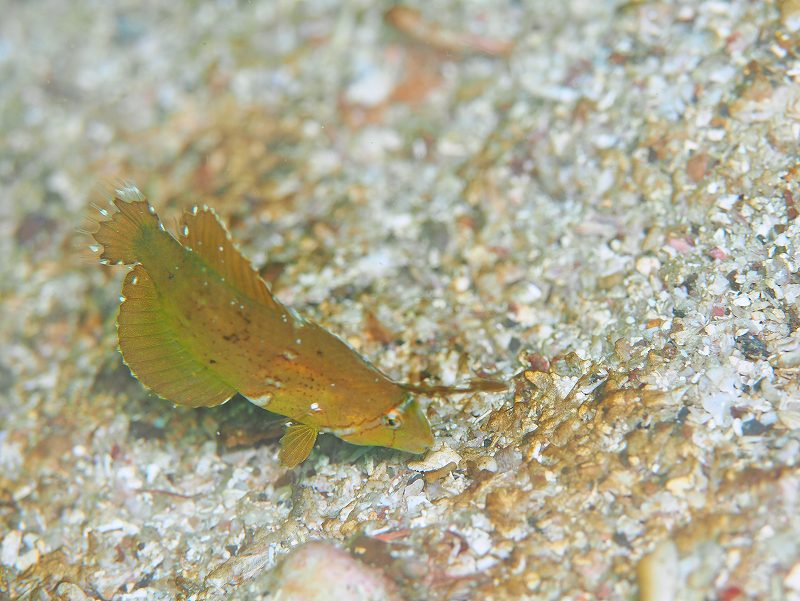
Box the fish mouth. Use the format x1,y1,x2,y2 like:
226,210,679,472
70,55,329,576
402,436,433,455
395,400,434,454
333,396,435,454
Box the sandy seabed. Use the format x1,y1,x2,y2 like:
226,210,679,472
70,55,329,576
2,1,800,599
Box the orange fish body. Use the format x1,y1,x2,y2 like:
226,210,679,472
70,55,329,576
92,188,433,467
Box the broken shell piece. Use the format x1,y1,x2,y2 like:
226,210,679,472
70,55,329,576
407,443,461,472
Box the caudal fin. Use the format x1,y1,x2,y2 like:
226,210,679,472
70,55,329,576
91,186,161,265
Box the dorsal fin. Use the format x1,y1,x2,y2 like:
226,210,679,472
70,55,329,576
179,207,279,309
91,187,161,265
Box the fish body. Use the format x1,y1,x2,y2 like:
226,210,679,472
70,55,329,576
92,187,433,466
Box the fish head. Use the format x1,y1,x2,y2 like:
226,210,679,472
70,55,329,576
338,394,433,454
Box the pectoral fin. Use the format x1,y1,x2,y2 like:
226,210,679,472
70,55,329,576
279,423,319,468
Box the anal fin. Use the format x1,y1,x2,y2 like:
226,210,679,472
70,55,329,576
279,423,319,468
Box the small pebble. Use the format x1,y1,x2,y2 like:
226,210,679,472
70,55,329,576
1,530,21,567
637,539,680,601
270,542,404,601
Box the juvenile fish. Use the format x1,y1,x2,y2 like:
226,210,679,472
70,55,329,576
92,187,503,467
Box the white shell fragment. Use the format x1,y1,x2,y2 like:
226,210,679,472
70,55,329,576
407,443,461,472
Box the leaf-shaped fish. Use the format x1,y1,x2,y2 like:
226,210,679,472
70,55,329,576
92,187,504,467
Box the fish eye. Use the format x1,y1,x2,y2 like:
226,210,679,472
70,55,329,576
382,410,403,429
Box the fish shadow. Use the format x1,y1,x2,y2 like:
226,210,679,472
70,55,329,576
91,356,406,466
91,356,284,447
